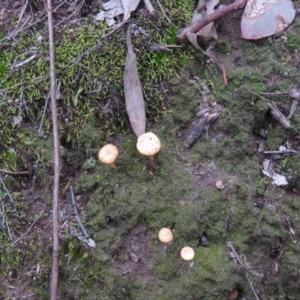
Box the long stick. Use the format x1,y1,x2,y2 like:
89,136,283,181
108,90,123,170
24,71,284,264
47,1,60,299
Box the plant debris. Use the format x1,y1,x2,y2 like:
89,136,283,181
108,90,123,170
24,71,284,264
262,159,288,186
124,28,146,137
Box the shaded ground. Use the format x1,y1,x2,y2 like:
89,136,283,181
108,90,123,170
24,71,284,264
1,1,300,300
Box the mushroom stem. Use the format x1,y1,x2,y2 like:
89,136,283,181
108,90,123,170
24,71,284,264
148,155,157,169
110,162,116,169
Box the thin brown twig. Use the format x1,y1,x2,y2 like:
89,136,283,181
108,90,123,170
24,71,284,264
6,208,45,250
0,169,31,176
156,0,174,25
176,0,248,42
227,242,260,300
46,0,60,299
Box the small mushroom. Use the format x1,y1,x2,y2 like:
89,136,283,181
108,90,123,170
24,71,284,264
98,144,119,168
158,227,173,244
136,132,161,167
215,180,225,190
180,247,195,261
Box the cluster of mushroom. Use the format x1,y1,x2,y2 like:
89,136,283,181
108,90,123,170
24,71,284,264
98,132,161,169
158,227,195,261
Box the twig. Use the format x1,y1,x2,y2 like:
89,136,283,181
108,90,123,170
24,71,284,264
17,0,29,28
20,69,29,116
263,149,300,155
176,0,248,42
287,99,299,120
14,54,38,69
156,0,174,25
267,101,292,129
222,68,228,86
241,85,292,130
47,0,60,299
0,169,31,176
227,242,260,300
206,48,228,85
38,93,51,136
70,186,90,238
260,92,289,95
6,208,45,249
0,202,13,241
0,174,19,215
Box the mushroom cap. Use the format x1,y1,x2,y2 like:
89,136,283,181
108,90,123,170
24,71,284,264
136,132,161,157
158,227,173,244
180,247,195,261
98,144,119,165
215,180,225,190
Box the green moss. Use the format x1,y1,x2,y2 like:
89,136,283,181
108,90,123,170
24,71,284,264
0,1,195,168
286,32,300,53
265,126,286,150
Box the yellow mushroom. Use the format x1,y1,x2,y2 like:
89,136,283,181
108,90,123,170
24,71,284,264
180,247,195,261
158,227,173,245
98,144,119,168
136,132,161,167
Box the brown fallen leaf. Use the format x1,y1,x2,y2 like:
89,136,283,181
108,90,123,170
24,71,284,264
124,28,146,137
195,0,219,42
121,0,140,22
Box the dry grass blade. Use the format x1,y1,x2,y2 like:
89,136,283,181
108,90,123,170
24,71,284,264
124,28,146,137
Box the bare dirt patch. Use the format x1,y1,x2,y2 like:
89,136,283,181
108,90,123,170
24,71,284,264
112,223,155,283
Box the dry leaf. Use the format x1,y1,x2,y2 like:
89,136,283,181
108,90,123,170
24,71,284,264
121,0,140,22
241,0,296,39
195,0,219,41
124,29,146,137
97,0,140,26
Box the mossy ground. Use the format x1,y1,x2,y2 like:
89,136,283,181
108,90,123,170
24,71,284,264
1,1,300,299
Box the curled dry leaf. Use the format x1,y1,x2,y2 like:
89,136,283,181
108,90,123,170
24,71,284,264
124,28,146,137
241,0,296,40
96,0,140,26
195,0,219,42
